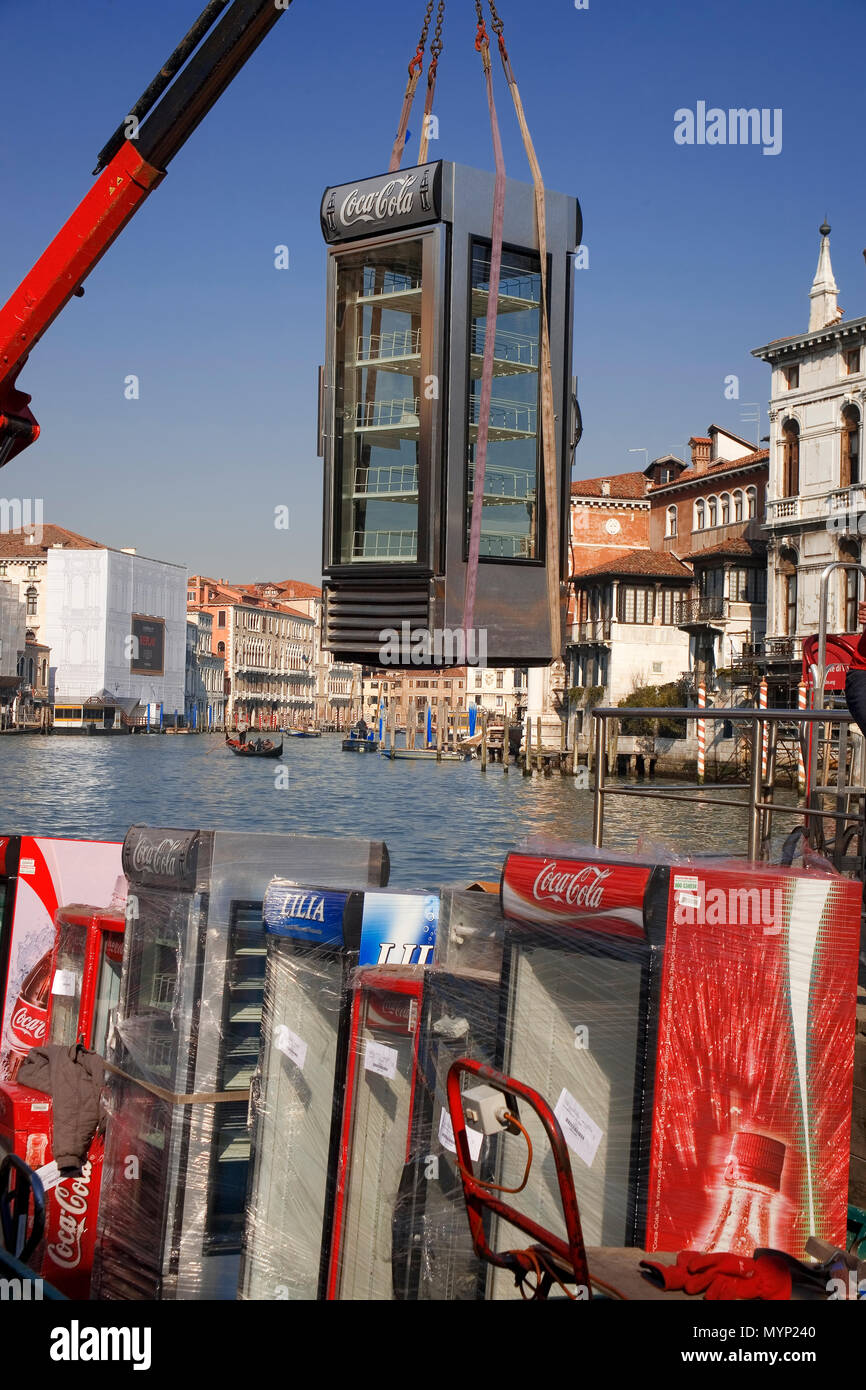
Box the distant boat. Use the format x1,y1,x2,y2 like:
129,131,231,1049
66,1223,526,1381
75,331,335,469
342,735,379,753
226,735,283,759
381,747,469,762
288,729,322,739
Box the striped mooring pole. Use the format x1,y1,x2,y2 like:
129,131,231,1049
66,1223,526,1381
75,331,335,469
797,680,807,795
759,677,768,781
697,681,706,785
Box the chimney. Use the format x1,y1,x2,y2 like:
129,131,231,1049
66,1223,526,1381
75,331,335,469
600,479,611,497
689,437,711,473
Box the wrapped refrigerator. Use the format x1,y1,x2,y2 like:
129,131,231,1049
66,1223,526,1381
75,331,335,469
0,835,124,1080
242,886,445,1300
491,841,861,1293
390,886,506,1301
93,826,389,1301
239,883,364,1300
0,904,125,1297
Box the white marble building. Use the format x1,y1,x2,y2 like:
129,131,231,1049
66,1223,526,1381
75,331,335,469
753,224,866,670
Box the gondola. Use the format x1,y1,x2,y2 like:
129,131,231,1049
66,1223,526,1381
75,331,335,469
226,735,283,759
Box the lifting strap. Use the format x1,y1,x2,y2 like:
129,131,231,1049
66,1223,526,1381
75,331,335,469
388,1,435,173
463,5,507,642
418,1,445,164
488,0,562,658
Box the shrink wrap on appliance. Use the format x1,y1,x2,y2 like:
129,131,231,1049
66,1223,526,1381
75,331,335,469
484,838,861,1297
93,826,389,1302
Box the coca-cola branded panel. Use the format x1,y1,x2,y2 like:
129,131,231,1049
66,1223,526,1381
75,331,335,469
0,902,126,1297
95,827,390,1302
496,844,861,1286
645,863,861,1256
0,836,125,1081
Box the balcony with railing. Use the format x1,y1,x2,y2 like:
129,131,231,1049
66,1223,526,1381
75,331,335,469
674,596,727,627
573,618,611,644
763,635,803,662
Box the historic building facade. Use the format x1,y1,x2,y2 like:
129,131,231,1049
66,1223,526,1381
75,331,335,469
753,223,866,687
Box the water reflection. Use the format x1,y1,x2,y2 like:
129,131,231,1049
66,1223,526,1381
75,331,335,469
0,737,794,887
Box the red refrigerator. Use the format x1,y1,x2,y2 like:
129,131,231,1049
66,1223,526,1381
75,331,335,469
0,904,125,1297
498,846,861,1279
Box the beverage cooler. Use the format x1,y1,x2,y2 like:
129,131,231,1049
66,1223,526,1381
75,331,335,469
495,845,862,1291
319,161,581,667
239,884,364,1301
391,887,506,1301
94,826,390,1301
0,835,124,1081
0,904,125,1297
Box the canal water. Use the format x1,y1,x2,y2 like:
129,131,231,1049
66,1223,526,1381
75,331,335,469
0,735,792,887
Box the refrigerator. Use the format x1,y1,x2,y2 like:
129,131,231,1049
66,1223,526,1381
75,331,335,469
0,836,125,1081
391,887,506,1301
94,826,390,1301
0,903,125,1297
495,845,862,1289
239,883,364,1301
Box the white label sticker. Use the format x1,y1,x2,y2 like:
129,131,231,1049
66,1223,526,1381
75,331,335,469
51,969,77,997
35,1160,62,1192
364,1040,399,1080
676,891,702,909
19,858,35,876
438,1106,483,1161
554,1088,604,1168
30,1102,50,1113
673,874,698,893
274,1024,307,1072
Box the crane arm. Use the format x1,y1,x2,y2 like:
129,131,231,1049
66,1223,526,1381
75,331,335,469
0,0,293,468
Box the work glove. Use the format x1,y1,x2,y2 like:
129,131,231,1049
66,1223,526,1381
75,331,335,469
640,1251,792,1300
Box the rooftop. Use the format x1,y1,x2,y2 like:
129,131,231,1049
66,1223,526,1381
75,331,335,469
575,549,693,581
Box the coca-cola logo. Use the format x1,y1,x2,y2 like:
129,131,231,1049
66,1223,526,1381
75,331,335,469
124,828,199,886
322,164,440,244
10,1004,46,1043
340,175,418,228
47,1162,92,1271
532,861,612,908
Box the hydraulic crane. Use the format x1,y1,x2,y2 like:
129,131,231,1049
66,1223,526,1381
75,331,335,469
0,0,294,469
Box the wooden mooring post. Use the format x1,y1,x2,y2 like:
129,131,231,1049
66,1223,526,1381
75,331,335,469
502,714,510,771
524,717,532,776
481,710,488,770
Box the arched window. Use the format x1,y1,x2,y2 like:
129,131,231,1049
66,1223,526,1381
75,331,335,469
695,500,705,530
779,547,798,636
217,642,226,655
841,404,860,488
25,586,37,616
782,420,800,496
707,496,717,528
720,493,730,525
733,489,744,522
665,505,677,538
840,539,860,631
746,486,757,519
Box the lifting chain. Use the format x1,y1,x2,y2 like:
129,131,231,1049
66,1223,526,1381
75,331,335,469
487,0,509,63
429,0,444,74
409,0,435,75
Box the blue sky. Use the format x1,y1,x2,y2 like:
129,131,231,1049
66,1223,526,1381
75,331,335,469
2,0,864,583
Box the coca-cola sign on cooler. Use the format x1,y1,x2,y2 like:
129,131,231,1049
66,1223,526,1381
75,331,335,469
321,162,442,243
122,827,201,890
42,1139,105,1299
501,852,653,938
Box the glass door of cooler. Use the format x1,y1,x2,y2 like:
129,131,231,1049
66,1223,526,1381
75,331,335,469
206,902,267,1257
490,941,645,1299
466,242,544,563
330,233,438,570
89,927,125,1054
241,944,348,1301
330,977,422,1301
48,919,88,1048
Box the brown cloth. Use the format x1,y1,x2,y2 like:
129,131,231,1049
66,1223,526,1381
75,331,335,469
18,1043,104,1172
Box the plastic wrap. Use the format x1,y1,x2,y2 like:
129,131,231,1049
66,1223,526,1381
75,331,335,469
93,826,389,1302
486,841,861,1295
